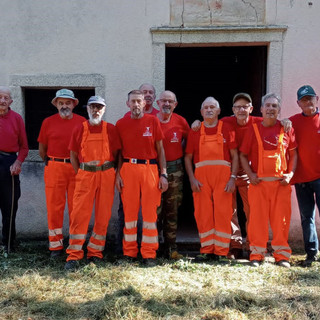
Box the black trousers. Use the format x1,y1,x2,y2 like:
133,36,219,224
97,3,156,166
0,153,20,246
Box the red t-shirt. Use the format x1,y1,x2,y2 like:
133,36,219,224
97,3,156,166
69,120,121,162
240,121,297,173
38,113,86,158
185,121,237,164
0,109,29,162
290,112,320,184
222,116,262,145
160,113,190,161
116,114,164,159
124,107,159,118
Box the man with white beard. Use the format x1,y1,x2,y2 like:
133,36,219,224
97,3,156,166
38,89,85,258
65,96,121,271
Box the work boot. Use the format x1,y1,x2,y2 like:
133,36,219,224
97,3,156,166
87,256,103,265
169,250,183,260
64,260,79,271
276,260,290,268
301,255,317,268
193,253,219,263
250,260,261,267
142,258,157,267
50,250,63,259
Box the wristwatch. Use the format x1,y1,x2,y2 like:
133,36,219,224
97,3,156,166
160,173,168,179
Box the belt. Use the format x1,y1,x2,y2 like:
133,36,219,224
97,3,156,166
80,161,114,172
123,158,157,165
167,158,182,166
47,157,71,163
259,177,281,182
0,151,16,156
195,160,231,168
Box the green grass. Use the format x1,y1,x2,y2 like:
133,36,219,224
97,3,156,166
0,241,319,320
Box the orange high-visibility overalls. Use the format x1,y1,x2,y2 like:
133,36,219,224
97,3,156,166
121,159,161,259
193,122,233,256
45,159,75,252
248,123,292,262
66,122,115,261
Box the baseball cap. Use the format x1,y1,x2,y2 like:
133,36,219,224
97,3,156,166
51,89,79,106
297,85,317,100
87,96,106,106
233,93,252,104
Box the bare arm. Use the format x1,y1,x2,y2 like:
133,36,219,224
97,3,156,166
156,140,168,192
191,120,201,132
184,153,203,192
280,148,297,185
280,118,292,133
115,152,124,192
39,143,48,161
224,148,238,193
70,151,79,173
240,152,260,185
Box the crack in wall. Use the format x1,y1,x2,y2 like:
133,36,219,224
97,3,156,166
241,0,258,24
207,0,213,25
180,0,185,27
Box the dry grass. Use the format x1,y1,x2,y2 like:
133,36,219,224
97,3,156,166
0,241,319,320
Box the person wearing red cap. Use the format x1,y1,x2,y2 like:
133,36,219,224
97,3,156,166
38,89,85,258
65,96,121,271
0,86,28,253
240,93,297,268
290,85,320,267
185,97,238,262
116,89,168,266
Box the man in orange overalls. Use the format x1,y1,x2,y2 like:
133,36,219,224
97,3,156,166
240,93,297,268
38,89,85,258
65,96,121,271
185,96,238,262
116,90,168,266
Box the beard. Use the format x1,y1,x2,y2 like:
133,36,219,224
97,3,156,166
88,112,103,125
59,108,72,118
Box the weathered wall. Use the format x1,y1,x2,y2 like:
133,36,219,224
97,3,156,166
1,0,320,247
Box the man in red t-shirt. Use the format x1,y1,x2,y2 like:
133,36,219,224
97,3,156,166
185,97,238,262
64,96,121,271
290,85,320,267
156,90,190,260
0,86,28,253
38,89,85,258
116,90,168,266
240,93,297,268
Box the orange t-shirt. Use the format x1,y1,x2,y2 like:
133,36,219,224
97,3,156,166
38,113,86,158
185,121,237,164
160,113,190,161
116,114,164,159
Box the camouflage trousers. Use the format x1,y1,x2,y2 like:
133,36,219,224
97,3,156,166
157,162,184,252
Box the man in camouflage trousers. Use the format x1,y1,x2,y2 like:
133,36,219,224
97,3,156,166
156,90,190,259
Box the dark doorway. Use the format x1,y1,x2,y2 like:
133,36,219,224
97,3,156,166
25,88,94,150
166,46,267,240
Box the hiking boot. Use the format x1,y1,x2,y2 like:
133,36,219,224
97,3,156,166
250,260,261,267
87,256,103,265
169,251,183,260
227,248,243,260
64,260,79,271
122,255,137,263
301,255,316,268
50,250,63,259
276,260,290,268
194,253,218,263
142,258,157,267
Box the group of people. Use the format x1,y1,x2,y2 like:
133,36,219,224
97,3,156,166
0,83,319,270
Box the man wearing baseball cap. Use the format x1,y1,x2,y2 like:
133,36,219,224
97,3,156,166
38,89,86,258
65,96,121,270
290,85,320,267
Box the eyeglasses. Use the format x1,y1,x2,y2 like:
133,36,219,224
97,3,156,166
233,104,251,110
159,99,175,104
89,104,105,110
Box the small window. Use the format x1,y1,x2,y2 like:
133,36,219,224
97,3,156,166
24,88,94,150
